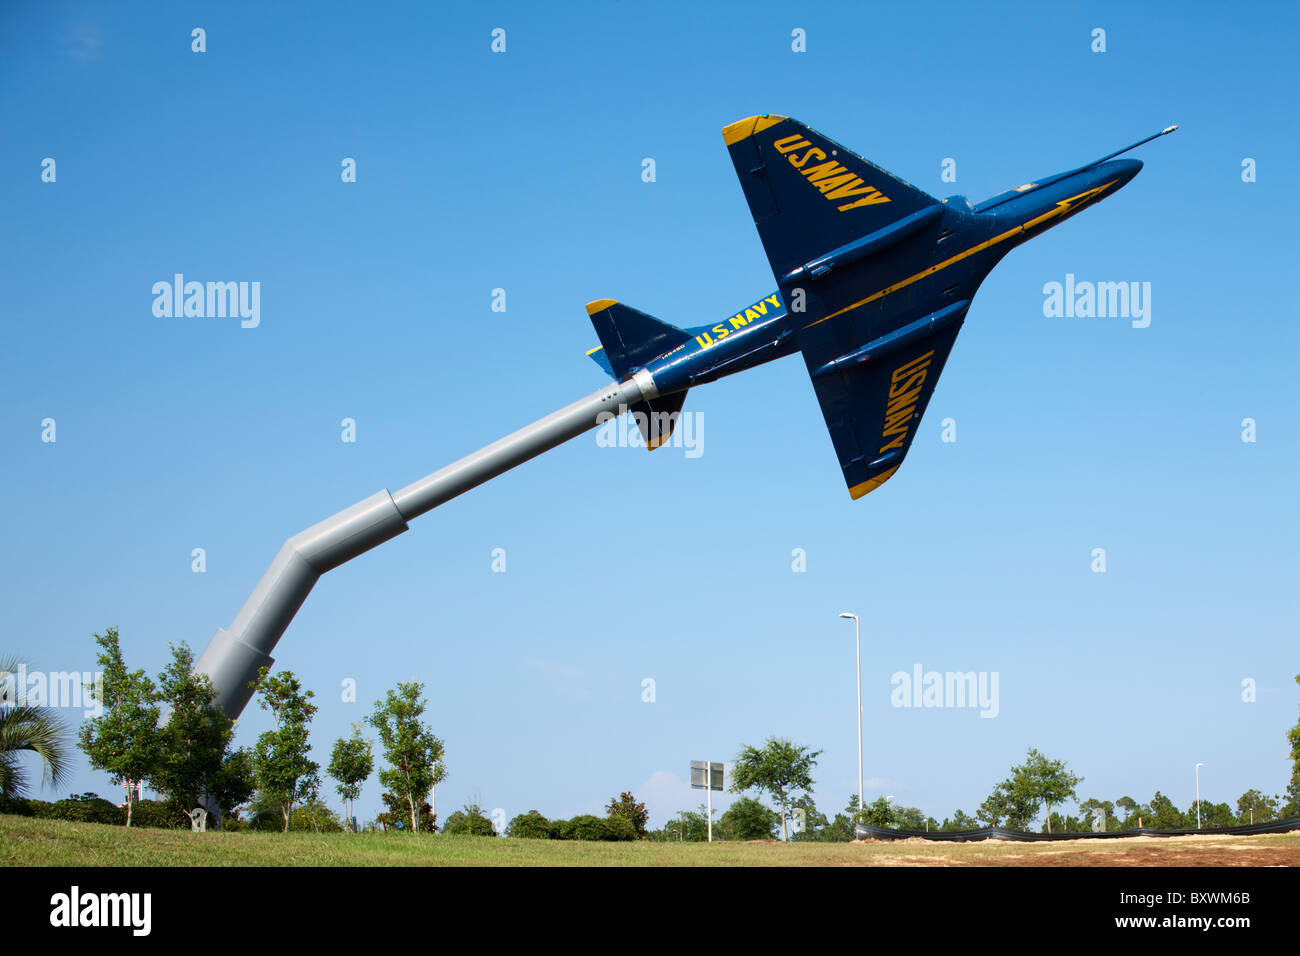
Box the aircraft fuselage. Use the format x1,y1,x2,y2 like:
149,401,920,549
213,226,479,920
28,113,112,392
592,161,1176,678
640,157,1144,399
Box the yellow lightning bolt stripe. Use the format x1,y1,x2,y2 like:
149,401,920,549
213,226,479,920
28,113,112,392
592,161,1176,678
803,181,1118,331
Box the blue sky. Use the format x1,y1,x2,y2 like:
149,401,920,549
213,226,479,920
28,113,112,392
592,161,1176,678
1,0,1296,830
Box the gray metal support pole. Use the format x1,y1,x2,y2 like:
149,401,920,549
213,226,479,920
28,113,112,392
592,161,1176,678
194,373,653,718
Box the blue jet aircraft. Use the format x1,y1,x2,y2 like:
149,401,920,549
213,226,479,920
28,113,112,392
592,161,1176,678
587,114,1174,498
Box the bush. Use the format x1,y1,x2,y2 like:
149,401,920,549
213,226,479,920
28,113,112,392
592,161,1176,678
549,814,635,841
289,799,344,833
506,810,553,838
132,800,184,829
73,798,122,825
42,797,124,825
376,792,437,832
605,791,649,838
718,797,778,841
558,814,633,841
559,815,609,841
603,814,637,842
0,795,38,817
0,794,192,828
442,804,496,836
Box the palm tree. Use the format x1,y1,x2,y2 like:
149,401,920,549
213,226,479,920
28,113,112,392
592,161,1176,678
0,657,70,798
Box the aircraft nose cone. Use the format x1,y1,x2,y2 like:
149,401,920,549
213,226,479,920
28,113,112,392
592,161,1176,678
1103,157,1143,188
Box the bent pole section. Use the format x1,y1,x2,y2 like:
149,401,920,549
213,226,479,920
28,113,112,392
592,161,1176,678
194,371,656,719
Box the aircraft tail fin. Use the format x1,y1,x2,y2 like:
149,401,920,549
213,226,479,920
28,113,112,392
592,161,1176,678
584,299,692,452
585,299,692,380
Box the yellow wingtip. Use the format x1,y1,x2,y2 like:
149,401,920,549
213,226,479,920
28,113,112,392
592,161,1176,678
586,298,619,316
849,466,899,500
722,114,787,146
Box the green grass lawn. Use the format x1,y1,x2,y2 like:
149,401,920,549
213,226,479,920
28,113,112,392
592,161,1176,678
3,813,1298,866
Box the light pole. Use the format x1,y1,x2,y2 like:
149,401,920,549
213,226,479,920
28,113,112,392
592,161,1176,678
839,612,863,816
1195,762,1205,829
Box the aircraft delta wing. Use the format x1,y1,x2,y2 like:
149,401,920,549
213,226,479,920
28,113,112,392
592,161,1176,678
723,114,966,498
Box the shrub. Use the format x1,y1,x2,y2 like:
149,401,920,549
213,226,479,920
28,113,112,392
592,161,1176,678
603,814,637,841
289,799,344,833
0,795,37,817
132,800,184,829
718,796,779,841
506,809,553,838
55,796,124,825
605,791,649,838
442,803,496,836
561,811,631,842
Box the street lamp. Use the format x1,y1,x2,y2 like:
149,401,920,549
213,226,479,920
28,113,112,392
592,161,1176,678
1195,762,1205,829
838,612,863,816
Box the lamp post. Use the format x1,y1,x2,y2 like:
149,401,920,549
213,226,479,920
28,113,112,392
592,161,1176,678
1195,762,1205,829
838,612,863,816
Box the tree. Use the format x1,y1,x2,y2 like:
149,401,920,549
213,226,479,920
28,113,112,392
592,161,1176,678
821,813,856,842
978,779,1038,830
152,642,251,827
376,790,436,832
1047,811,1087,832
208,746,255,822
369,682,446,834
1010,748,1082,833
1148,791,1188,829
249,667,319,832
77,629,161,826
892,804,937,831
788,794,831,842
1285,674,1300,818
655,808,709,842
861,796,895,828
940,809,979,832
0,656,70,799
719,796,779,840
327,724,374,831
730,737,822,841
605,791,649,838
1236,789,1278,824
1189,800,1235,829
844,792,866,823
1116,795,1148,828
1078,798,1119,832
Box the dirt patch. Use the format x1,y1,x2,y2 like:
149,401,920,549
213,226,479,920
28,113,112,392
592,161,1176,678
869,834,1300,867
